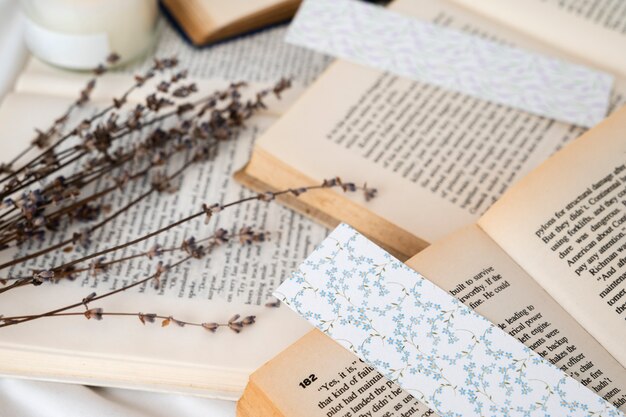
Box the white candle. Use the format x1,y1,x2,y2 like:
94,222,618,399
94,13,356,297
21,0,158,70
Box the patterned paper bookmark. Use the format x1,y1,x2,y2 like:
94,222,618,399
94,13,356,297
286,0,613,128
275,224,623,417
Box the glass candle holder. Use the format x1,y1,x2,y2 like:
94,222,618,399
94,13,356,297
20,0,158,70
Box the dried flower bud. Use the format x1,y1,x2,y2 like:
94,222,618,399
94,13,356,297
323,177,341,188
201,203,213,224
153,57,178,71
181,237,197,255
290,187,308,197
146,94,174,112
228,314,240,324
138,313,157,324
363,184,378,201
157,81,170,93
0,163,12,174
32,270,54,284
172,83,198,98
161,317,171,327
88,257,108,276
93,64,106,76
153,261,168,288
176,103,194,116
208,228,226,245
241,316,256,326
258,192,275,202
228,322,243,333
273,78,292,98
84,308,103,320
106,53,120,65
341,182,357,192
146,244,163,260
82,292,97,308
202,322,219,332
265,299,281,308
171,70,188,82
113,171,130,190
113,97,126,109
151,172,177,193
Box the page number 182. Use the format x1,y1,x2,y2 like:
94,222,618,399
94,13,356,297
298,374,317,389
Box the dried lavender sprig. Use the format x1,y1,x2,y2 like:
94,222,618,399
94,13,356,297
0,255,192,328
0,156,196,270
0,54,121,181
0,79,288,239
0,179,376,329
0,226,263,328
9,179,371,274
0,139,193,247
0,55,177,189
0,311,257,334
1,227,266,289
0,75,254,200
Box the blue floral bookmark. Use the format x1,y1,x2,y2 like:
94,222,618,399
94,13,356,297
275,224,623,417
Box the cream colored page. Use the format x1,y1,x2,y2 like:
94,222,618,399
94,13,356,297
540,0,626,33
253,331,436,417
448,0,626,78
407,225,626,410
479,106,626,368
257,0,626,243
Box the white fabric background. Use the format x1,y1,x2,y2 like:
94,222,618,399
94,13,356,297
0,2,231,416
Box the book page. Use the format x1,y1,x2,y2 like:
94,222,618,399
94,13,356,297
14,19,331,100
479,106,626,368
0,91,321,395
255,0,626,243
407,225,626,411
541,0,626,33
245,330,436,417
447,0,626,78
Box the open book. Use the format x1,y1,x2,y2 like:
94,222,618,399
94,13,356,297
239,105,626,413
236,0,626,260
238,330,435,417
0,22,331,400
161,0,301,45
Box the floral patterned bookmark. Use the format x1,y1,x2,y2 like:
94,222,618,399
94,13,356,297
286,0,613,128
275,224,623,417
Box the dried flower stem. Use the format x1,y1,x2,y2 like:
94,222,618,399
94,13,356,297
0,179,376,329
0,156,195,269
0,256,191,328
1,311,256,334
0,55,172,189
2,228,263,289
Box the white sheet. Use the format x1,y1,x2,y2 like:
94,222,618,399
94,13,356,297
0,379,235,417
